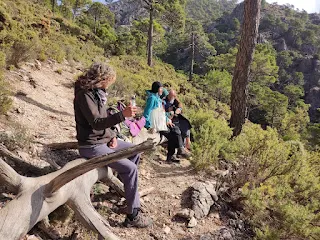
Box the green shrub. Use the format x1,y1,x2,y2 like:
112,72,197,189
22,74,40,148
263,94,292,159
0,52,12,114
6,39,38,67
55,68,62,75
222,123,320,239
188,109,232,170
307,123,320,148
109,55,202,108
0,122,31,150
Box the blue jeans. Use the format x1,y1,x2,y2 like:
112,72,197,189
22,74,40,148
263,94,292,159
79,140,140,214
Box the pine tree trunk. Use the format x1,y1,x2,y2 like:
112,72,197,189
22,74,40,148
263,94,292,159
73,0,79,19
94,15,97,34
189,32,195,81
147,6,154,67
51,0,55,15
230,0,262,136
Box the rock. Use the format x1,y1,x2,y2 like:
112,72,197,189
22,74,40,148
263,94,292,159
17,150,30,161
109,1,148,26
200,235,213,240
210,212,220,220
229,219,237,228
237,220,245,231
187,217,197,228
26,235,40,240
205,183,218,201
25,62,36,69
163,226,171,234
275,38,287,51
177,208,193,219
22,75,30,82
191,181,218,219
34,60,42,70
226,211,238,219
15,107,24,114
215,169,229,177
220,228,234,240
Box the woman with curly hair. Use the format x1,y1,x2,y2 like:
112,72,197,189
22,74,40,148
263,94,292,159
74,63,152,228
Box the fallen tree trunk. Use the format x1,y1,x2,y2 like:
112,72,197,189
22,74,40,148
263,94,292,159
0,140,154,240
47,141,78,150
0,144,52,176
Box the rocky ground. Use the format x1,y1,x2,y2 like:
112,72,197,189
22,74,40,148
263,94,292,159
1,60,247,240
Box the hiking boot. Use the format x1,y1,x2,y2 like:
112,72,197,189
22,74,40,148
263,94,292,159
177,148,191,159
124,212,153,228
166,155,180,164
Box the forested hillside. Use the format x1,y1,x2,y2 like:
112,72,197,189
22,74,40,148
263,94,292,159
0,0,319,239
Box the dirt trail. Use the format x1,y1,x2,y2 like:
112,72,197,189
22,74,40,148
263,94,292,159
2,61,222,240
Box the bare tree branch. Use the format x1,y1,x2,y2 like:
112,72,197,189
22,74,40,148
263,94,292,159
45,139,154,196
0,158,22,194
0,144,52,176
47,141,78,150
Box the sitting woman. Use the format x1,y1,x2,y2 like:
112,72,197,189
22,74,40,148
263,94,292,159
164,89,192,151
143,81,191,163
74,63,152,228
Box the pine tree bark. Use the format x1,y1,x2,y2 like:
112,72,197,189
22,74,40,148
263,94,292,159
51,0,55,15
230,0,262,136
73,0,79,19
189,32,195,81
147,5,154,66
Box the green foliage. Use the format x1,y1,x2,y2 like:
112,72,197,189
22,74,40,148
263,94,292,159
307,123,320,148
188,109,232,169
0,121,31,150
279,104,310,141
223,123,320,239
250,86,288,128
186,0,237,24
203,70,232,104
206,44,282,127
132,19,167,55
162,0,186,32
0,0,105,66
283,84,304,108
163,18,216,73
109,55,202,108
0,52,12,114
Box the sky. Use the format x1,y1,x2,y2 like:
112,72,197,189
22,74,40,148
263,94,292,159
94,0,320,13
265,0,319,13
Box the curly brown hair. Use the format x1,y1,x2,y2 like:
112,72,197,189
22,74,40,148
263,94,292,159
77,63,116,90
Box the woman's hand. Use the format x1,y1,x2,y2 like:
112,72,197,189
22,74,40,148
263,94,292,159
122,105,137,118
167,119,175,128
108,137,118,149
175,108,182,115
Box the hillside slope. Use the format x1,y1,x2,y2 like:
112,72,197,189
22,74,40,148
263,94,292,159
0,60,229,240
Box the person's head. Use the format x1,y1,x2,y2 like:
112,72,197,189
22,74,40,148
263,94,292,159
168,89,177,101
151,81,163,96
77,63,116,90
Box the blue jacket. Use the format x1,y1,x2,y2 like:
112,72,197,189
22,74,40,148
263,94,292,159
144,91,166,128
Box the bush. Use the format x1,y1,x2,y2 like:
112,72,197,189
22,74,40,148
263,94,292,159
0,122,31,151
0,52,12,114
222,123,320,239
6,39,38,67
109,55,202,109
188,109,232,170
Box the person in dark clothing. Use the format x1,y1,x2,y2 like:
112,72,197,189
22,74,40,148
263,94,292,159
143,82,191,163
74,63,152,228
165,90,192,151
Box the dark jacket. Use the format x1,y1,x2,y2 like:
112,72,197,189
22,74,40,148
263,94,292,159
164,97,192,138
74,82,125,146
